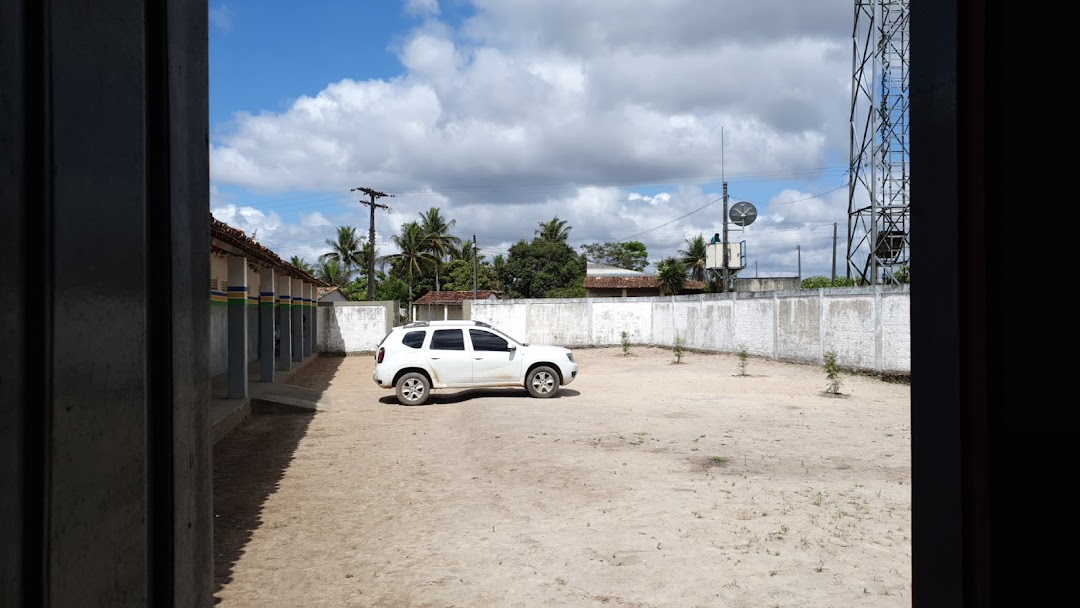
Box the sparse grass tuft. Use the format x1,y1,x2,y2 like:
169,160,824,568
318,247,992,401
672,334,685,364
736,344,749,376
824,351,843,394
621,331,631,355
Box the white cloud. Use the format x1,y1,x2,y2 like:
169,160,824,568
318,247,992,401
210,0,864,279
405,0,440,18
209,4,233,32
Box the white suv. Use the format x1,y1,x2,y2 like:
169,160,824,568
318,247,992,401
373,320,578,405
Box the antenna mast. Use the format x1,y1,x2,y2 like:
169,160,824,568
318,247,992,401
848,0,910,285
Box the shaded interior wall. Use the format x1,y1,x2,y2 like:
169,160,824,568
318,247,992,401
0,1,213,605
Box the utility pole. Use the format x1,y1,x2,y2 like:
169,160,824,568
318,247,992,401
721,181,729,292
831,222,837,285
471,235,479,300
755,260,758,278
351,187,393,301
797,245,802,281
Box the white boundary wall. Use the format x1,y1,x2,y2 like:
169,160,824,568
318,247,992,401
317,301,397,354
471,286,910,374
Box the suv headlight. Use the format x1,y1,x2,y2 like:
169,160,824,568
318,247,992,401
566,352,575,363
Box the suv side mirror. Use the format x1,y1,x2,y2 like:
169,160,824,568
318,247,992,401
507,344,517,351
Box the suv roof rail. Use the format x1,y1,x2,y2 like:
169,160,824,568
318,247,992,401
400,320,491,329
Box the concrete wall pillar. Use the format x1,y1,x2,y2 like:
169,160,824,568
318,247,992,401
277,272,292,371
302,282,312,357
259,268,276,381
292,277,304,362
312,286,320,353
227,255,248,399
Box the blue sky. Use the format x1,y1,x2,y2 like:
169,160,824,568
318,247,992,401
209,0,870,278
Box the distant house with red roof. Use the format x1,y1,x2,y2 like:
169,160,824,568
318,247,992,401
412,290,500,321
583,262,706,298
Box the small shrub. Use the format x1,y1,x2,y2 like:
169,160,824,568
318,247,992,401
620,330,631,355
736,344,749,376
672,334,685,363
824,351,843,394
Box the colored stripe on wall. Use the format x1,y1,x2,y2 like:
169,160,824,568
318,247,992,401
210,290,227,303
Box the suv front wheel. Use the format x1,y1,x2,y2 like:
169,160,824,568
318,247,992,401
526,365,560,398
396,371,431,406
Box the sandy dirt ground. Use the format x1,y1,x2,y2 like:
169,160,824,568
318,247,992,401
213,346,911,608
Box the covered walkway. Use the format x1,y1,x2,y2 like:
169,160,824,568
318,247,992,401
210,217,331,442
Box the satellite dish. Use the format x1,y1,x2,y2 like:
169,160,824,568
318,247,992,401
729,201,758,226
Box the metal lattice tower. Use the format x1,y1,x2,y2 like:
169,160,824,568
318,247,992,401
848,0,910,284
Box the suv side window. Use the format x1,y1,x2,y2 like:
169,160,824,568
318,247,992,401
430,329,465,351
470,329,509,352
401,331,426,349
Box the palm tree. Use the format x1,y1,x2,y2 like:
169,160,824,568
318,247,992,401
656,257,688,296
535,216,571,243
491,254,506,292
319,225,365,281
678,234,708,282
387,221,436,305
315,258,349,289
418,207,462,291
360,241,385,275
452,239,486,265
289,255,314,275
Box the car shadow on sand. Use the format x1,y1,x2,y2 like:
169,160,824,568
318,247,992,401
379,387,581,405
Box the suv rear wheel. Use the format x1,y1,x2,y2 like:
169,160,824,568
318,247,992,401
526,365,560,398
396,371,431,405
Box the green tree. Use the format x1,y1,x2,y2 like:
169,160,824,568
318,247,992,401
656,256,688,296
801,275,860,289
579,241,648,271
315,258,349,289
374,272,411,305
386,221,436,304
894,264,911,284
501,238,586,298
678,235,708,282
418,207,462,290
289,255,314,275
441,259,496,291
319,225,365,281
452,239,485,265
490,254,507,292
535,216,572,243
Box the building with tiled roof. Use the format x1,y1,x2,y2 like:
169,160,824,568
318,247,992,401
584,261,706,297
412,290,500,321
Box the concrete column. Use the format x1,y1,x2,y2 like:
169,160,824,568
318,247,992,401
302,282,312,357
292,277,304,362
260,268,276,381
227,255,248,399
312,287,320,353
277,272,292,371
